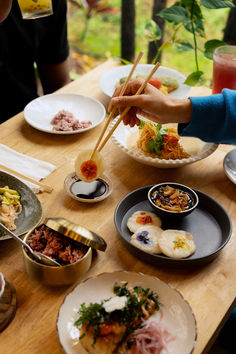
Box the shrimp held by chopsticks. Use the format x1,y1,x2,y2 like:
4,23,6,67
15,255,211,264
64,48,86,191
75,149,105,182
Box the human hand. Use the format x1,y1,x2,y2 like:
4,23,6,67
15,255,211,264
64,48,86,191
108,79,192,127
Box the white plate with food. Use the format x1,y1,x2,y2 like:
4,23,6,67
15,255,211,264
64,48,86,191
24,93,106,134
99,64,191,98
57,270,197,354
111,118,218,168
223,148,236,184
0,171,42,240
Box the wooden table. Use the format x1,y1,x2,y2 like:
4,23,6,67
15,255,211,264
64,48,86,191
0,60,235,354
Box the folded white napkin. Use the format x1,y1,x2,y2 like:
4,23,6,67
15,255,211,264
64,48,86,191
0,144,56,193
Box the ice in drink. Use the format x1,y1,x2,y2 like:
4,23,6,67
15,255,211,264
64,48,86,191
212,46,236,94
17,0,53,20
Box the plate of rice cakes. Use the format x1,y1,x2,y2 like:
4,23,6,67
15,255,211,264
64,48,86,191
114,185,232,267
111,119,218,168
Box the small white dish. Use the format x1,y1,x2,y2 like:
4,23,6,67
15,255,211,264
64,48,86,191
99,64,191,98
24,93,106,134
64,172,113,203
57,270,197,354
111,118,218,168
223,148,236,184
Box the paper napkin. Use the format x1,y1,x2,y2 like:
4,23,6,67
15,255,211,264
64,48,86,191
0,144,56,193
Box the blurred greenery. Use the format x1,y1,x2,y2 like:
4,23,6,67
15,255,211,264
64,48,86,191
67,0,230,86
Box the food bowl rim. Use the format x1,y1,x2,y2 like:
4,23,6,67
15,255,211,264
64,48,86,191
148,182,199,214
0,272,6,298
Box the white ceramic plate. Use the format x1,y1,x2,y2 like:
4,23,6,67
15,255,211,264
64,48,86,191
111,119,218,168
57,271,197,354
99,64,191,98
223,148,236,184
24,93,106,134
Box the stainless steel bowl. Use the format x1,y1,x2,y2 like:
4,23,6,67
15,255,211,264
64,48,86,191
22,229,92,286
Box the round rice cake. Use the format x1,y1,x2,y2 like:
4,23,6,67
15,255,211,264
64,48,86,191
127,210,162,233
130,225,163,254
159,229,196,259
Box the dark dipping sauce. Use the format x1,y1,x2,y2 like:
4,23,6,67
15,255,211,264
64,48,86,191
151,185,194,212
70,179,108,200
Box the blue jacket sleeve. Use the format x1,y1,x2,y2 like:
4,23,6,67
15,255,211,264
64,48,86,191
178,89,236,144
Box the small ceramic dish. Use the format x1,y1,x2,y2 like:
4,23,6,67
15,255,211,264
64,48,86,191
64,172,113,203
22,218,107,286
148,182,199,219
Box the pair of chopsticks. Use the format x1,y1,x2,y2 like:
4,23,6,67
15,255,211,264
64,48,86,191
0,164,53,193
90,53,160,160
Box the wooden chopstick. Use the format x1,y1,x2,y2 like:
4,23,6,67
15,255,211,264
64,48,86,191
0,164,53,193
90,51,144,161
97,61,161,153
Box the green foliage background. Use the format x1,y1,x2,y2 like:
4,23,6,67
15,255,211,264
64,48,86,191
68,0,229,86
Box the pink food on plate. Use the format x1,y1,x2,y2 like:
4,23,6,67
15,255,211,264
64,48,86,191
51,110,92,131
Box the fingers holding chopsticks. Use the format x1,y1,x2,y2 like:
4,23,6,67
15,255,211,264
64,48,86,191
108,75,175,126
108,79,154,126
97,61,161,153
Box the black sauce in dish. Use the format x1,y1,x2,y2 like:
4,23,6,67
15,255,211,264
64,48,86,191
70,179,108,200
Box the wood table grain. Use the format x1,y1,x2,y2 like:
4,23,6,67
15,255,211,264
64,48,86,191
0,60,235,354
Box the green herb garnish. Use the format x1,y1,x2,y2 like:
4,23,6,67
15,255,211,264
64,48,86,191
74,301,110,343
139,121,168,155
74,282,160,346
138,119,145,130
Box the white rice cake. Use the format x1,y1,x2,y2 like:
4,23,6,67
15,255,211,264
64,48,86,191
130,225,163,254
127,210,162,233
159,229,196,259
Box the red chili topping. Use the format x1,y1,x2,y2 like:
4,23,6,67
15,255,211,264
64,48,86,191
80,160,98,180
163,135,179,144
148,77,162,89
136,215,152,225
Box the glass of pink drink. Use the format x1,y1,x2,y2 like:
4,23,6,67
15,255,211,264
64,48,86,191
212,45,236,94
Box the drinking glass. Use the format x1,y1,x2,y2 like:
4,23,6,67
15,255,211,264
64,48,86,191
17,0,53,20
212,45,236,94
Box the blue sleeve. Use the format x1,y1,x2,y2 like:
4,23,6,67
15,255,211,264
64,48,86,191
178,89,236,145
